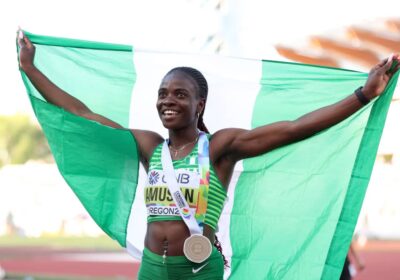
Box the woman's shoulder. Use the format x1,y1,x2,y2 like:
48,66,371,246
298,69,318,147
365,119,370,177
209,128,248,162
209,128,244,145
130,129,164,166
208,129,235,158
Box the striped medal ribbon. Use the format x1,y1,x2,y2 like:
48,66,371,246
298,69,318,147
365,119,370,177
161,132,212,263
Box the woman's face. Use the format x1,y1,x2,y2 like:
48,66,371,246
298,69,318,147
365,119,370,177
157,71,204,130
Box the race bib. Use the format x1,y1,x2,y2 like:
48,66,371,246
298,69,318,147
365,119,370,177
145,169,200,215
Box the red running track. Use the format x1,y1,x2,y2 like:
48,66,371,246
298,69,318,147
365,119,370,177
353,241,400,280
1,259,139,278
0,247,138,279
1,240,400,279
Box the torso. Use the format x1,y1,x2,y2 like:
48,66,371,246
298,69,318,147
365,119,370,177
141,134,232,256
145,221,215,255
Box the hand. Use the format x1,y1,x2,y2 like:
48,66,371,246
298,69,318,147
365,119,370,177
17,29,36,71
356,260,365,271
362,54,400,100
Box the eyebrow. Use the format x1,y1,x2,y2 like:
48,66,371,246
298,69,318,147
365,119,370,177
175,88,189,93
158,87,190,93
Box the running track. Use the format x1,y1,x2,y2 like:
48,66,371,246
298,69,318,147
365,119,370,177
1,240,400,279
0,247,139,279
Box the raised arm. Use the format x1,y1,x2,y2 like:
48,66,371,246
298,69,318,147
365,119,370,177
18,31,123,128
17,31,163,167
212,55,400,163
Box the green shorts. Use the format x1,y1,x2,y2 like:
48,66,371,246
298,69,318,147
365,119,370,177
138,247,224,280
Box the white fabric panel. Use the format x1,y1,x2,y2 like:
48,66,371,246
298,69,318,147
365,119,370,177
126,51,262,261
129,51,262,133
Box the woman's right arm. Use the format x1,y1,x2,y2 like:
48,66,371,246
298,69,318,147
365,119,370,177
18,31,164,167
18,31,122,128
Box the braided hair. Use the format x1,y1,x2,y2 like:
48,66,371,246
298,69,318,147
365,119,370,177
166,67,209,133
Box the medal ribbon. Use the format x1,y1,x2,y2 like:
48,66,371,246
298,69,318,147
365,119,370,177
161,132,210,234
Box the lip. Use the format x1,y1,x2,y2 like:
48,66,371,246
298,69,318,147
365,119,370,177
162,109,179,115
160,109,180,121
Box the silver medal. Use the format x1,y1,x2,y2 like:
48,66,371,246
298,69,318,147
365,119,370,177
183,234,212,263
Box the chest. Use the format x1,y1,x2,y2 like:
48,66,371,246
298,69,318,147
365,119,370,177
145,153,203,210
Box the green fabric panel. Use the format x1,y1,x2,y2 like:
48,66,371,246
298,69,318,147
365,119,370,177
322,71,399,279
23,31,135,127
229,60,396,279
24,31,133,51
18,32,140,247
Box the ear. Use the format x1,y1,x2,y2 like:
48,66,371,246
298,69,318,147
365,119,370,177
197,99,206,115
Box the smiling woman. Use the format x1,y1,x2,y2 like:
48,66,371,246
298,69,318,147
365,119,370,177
17,29,400,280
158,67,210,134
157,69,205,133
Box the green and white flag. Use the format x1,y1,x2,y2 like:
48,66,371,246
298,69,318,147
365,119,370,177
18,31,399,279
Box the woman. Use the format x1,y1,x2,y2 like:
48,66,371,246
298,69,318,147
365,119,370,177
18,32,399,279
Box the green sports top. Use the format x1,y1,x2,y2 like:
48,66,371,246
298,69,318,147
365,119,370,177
144,138,227,230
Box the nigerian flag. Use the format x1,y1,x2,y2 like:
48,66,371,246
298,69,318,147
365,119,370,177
18,31,398,279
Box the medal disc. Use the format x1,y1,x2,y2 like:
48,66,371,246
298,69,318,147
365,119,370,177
183,234,212,263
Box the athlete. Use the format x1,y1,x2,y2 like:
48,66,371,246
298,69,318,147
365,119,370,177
18,31,399,279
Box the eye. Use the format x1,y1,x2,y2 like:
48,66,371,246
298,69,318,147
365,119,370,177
176,90,188,98
158,89,167,98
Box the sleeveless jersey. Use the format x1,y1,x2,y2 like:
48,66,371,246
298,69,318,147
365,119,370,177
144,139,227,230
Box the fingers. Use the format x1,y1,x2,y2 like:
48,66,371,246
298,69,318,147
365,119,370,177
381,55,393,72
394,63,400,73
17,29,26,48
389,64,400,78
16,29,34,49
386,53,400,75
373,54,399,76
24,36,33,48
17,29,23,47
376,57,389,68
18,27,23,39
17,37,25,49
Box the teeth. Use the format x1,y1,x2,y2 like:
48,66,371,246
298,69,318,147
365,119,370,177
164,110,178,115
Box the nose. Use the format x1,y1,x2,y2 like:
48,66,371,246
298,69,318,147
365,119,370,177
160,95,176,106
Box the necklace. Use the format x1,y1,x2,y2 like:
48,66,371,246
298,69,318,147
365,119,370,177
169,134,199,158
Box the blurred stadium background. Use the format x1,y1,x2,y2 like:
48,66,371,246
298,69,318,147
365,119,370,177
1,0,400,279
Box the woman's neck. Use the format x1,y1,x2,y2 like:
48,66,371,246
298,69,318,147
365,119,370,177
168,127,199,148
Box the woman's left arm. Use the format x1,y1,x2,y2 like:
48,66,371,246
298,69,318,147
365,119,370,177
214,55,400,162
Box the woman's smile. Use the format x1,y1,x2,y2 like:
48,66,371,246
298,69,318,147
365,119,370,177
157,72,201,129
162,109,180,121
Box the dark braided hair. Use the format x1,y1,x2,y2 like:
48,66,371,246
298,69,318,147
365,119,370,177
166,67,209,133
